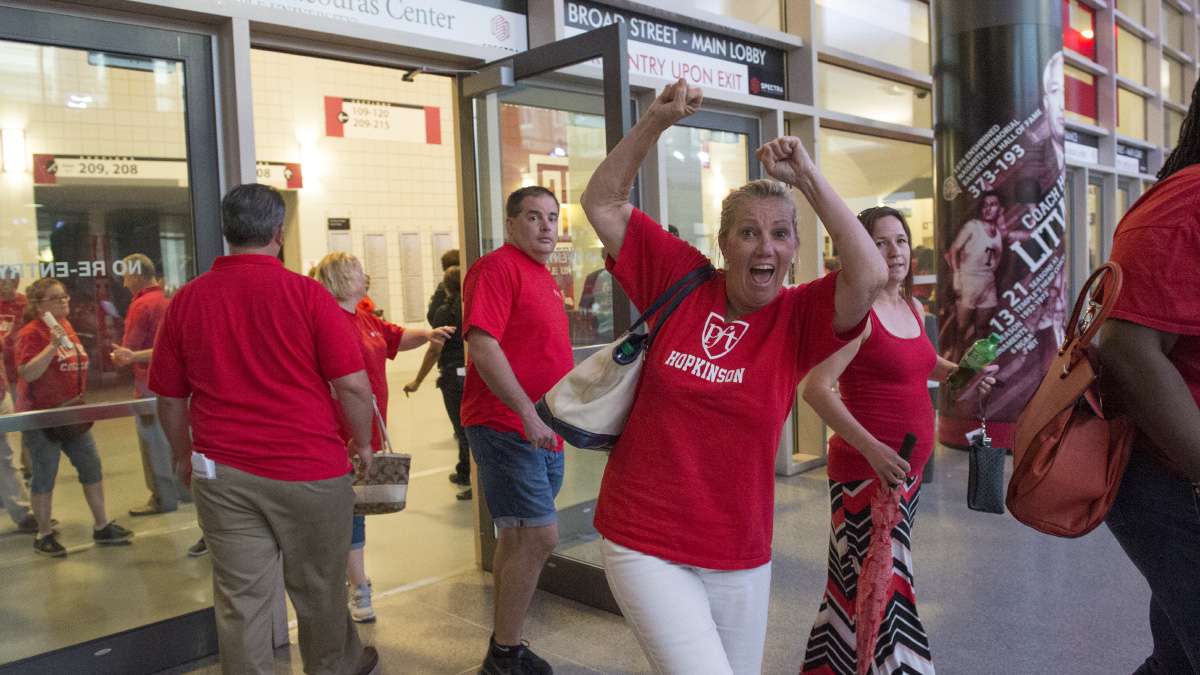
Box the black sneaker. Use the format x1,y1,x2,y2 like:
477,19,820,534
187,538,208,557
93,521,134,545
34,533,66,558
456,488,473,501
480,639,552,675
449,472,470,486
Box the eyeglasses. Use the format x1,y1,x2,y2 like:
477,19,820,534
42,294,70,302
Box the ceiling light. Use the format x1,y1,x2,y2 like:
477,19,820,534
1,128,27,173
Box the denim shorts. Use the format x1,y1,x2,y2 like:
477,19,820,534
465,425,564,529
350,514,365,551
23,428,103,494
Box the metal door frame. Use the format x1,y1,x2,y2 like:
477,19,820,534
458,22,629,613
0,5,224,673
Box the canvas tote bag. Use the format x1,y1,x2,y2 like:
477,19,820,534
352,395,412,515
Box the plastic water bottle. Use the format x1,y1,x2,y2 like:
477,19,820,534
948,333,1000,391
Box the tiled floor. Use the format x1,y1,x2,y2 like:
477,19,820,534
169,444,1154,675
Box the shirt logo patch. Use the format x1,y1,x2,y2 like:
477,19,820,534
701,312,748,360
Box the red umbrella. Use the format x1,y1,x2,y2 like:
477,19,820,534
854,434,915,675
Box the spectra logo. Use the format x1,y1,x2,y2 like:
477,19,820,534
701,312,748,360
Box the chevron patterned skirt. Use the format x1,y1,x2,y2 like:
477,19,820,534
800,475,935,675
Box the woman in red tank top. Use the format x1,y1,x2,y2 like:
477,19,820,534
798,207,994,675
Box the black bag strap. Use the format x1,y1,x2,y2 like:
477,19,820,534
628,264,714,349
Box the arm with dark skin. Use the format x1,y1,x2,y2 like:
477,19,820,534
1100,320,1200,482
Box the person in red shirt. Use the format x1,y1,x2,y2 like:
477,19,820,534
111,253,186,517
0,270,37,534
17,277,134,557
462,185,573,674
0,271,32,483
1099,80,1200,674
310,251,453,624
151,184,380,675
800,207,994,674
579,80,886,673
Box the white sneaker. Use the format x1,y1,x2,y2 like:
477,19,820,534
349,581,375,623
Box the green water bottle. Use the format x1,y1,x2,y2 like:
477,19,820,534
947,333,1001,392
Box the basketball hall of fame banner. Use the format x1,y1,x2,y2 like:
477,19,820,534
933,1,1066,449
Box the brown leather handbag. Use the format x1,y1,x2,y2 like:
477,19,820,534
1008,262,1135,537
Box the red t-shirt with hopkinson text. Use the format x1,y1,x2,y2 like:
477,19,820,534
14,318,89,412
594,209,864,570
461,243,573,449
0,293,29,395
1108,163,1200,471
122,284,169,398
336,308,404,452
149,255,366,482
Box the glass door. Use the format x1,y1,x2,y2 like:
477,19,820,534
0,6,221,673
460,23,630,611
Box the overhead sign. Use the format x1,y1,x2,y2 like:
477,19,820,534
256,161,304,189
1116,144,1148,174
228,0,528,52
324,97,442,144
32,154,188,185
563,0,786,100
1064,129,1099,165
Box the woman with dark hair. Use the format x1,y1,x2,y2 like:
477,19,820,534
800,206,993,674
1099,77,1200,674
16,277,133,557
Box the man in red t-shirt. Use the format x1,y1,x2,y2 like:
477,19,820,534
111,254,185,516
150,185,380,675
462,186,573,673
1100,113,1200,673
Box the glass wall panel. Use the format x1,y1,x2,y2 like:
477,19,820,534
663,126,749,262
1115,0,1145,24
0,38,203,665
1086,181,1102,270
815,0,930,73
1164,5,1186,52
497,101,609,347
674,0,780,31
1065,64,1098,125
1116,26,1145,85
1162,57,1186,104
817,63,932,127
1117,88,1147,140
249,50,477,601
1167,108,1185,149
818,128,935,304
1064,0,1097,60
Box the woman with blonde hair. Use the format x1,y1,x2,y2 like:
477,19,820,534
311,251,453,622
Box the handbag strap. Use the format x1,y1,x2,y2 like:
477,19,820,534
629,265,715,348
370,395,394,453
1061,262,1123,373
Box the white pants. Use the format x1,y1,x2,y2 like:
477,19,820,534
601,539,772,675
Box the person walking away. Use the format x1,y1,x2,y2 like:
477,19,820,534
462,186,574,674
1099,76,1200,675
311,251,453,623
111,253,187,517
404,265,470,500
151,184,380,675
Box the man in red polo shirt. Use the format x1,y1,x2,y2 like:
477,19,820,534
151,184,380,675
462,186,573,675
111,254,185,517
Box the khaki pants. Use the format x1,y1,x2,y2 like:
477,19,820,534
194,462,364,675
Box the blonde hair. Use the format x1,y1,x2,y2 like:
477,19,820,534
310,251,363,301
717,179,796,244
